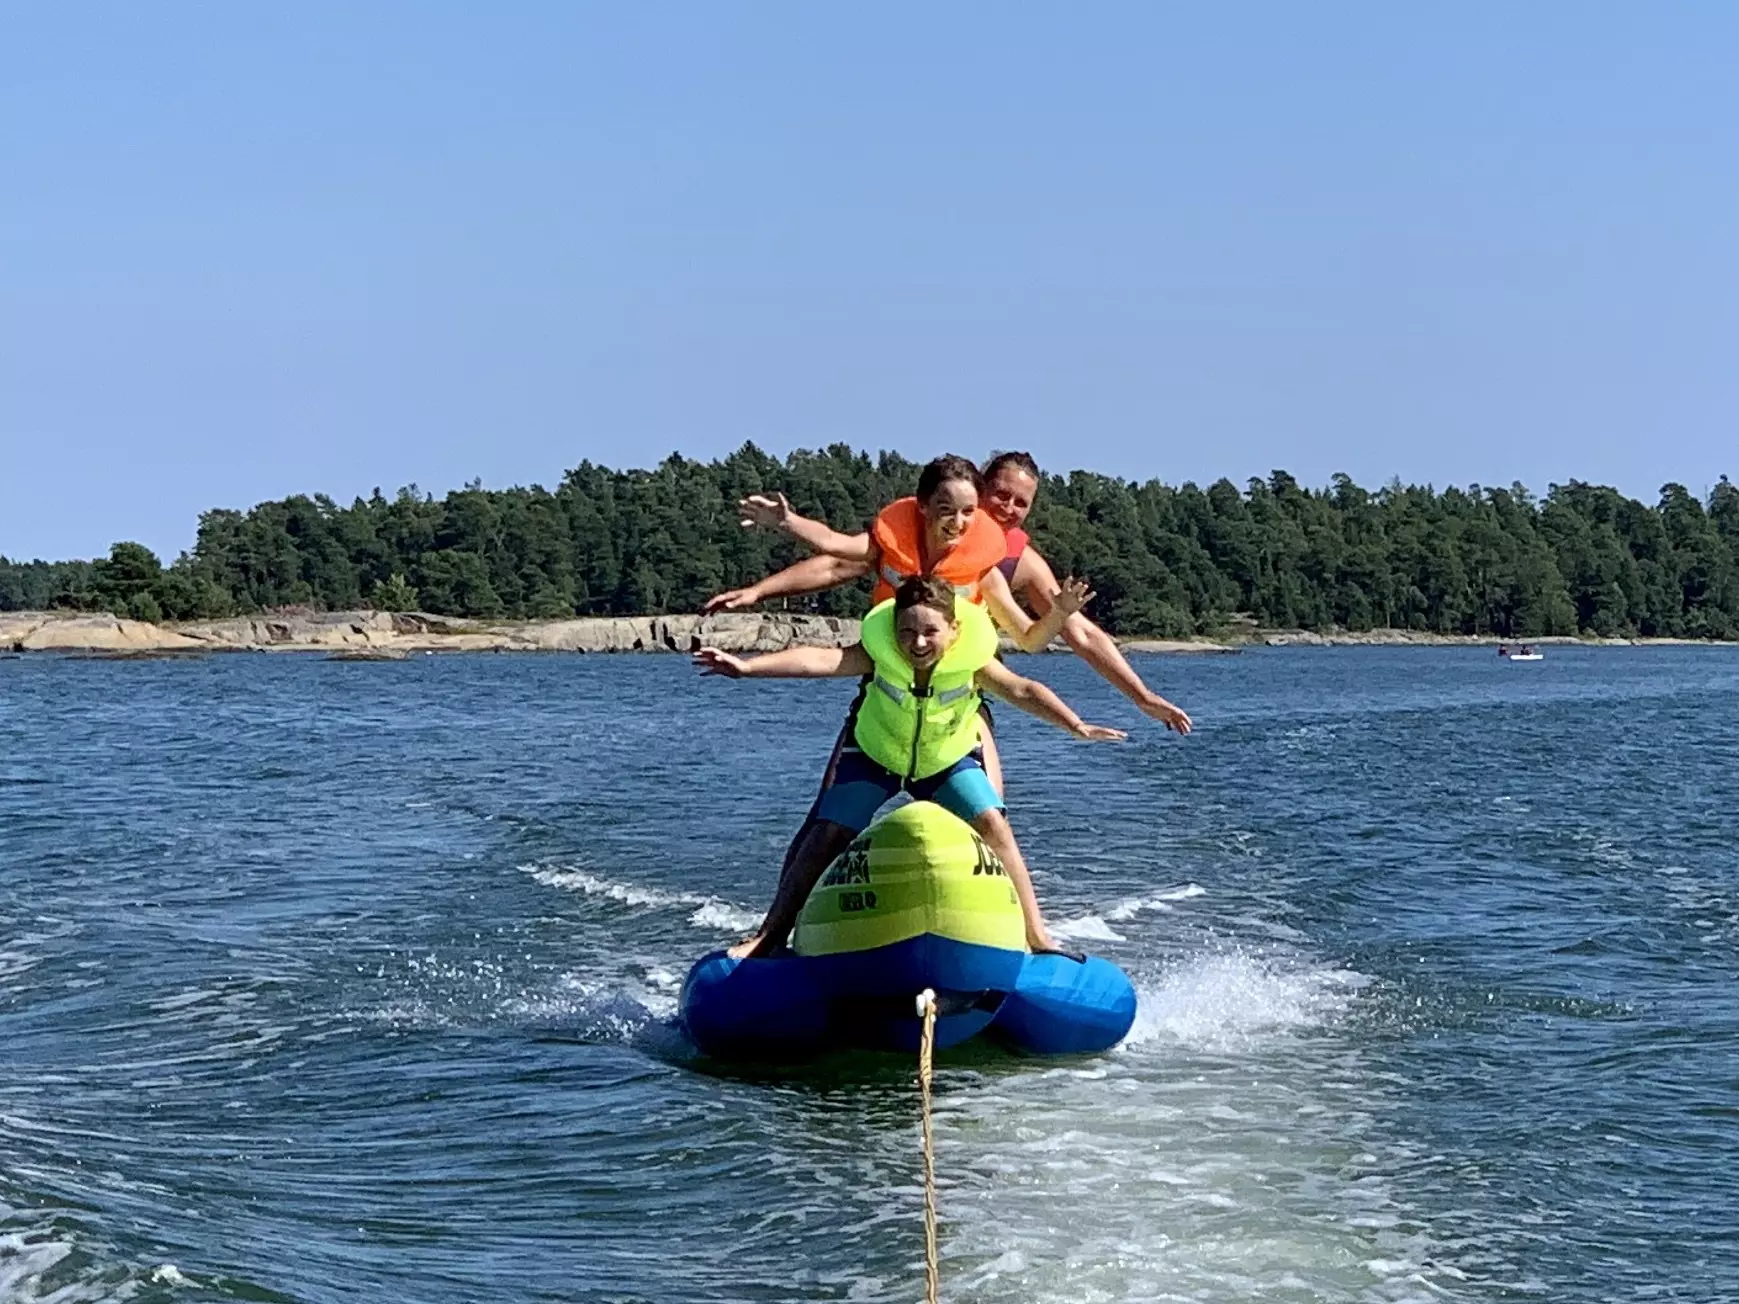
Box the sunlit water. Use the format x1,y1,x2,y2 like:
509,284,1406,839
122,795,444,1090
3,646,1737,1302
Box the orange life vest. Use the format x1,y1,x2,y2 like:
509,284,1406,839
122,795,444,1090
997,527,1030,584
869,498,1006,604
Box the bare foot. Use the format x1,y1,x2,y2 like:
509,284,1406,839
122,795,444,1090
726,935,764,960
1030,934,1087,962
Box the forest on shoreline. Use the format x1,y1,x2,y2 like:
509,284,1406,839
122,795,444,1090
4,445,1737,640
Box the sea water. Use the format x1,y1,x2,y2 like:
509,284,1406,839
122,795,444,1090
2,646,1737,1302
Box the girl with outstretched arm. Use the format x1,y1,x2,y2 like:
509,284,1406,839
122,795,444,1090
695,575,1125,959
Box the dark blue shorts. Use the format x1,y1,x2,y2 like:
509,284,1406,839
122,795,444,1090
814,748,1004,833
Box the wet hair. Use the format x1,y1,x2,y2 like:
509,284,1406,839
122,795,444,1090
983,450,1041,481
915,454,984,504
893,575,958,623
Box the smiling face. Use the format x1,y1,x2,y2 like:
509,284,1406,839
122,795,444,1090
983,464,1039,532
920,477,979,558
895,602,958,670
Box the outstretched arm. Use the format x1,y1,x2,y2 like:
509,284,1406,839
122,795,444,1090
975,660,1127,741
694,642,873,680
1017,548,1192,734
739,493,874,562
980,566,1093,654
703,553,873,614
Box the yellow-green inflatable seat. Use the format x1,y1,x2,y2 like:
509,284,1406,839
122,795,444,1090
793,800,1025,957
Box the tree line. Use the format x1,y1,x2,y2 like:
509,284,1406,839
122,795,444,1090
4,444,1737,639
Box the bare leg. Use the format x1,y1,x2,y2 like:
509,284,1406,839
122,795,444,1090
969,808,1055,952
976,718,1005,798
729,820,856,959
779,717,855,877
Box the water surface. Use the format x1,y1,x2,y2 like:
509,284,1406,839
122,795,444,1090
3,646,1737,1301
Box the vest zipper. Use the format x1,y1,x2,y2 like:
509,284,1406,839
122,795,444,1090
907,688,929,781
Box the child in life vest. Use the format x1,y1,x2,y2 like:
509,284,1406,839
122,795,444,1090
695,574,1126,959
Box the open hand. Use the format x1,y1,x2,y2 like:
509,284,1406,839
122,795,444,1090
694,647,750,678
1142,696,1193,735
1053,576,1096,617
1073,722,1128,742
702,586,760,614
738,493,792,531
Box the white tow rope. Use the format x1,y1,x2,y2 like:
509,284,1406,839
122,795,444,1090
916,988,939,1304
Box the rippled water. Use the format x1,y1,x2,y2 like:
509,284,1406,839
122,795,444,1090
3,646,1737,1302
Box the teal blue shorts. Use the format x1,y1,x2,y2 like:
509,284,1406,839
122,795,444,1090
815,748,1003,833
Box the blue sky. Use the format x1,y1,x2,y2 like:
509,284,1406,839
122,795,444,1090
3,2,1734,562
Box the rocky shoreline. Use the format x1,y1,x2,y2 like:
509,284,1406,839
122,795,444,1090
0,610,861,659
1249,629,1728,649
0,609,1730,659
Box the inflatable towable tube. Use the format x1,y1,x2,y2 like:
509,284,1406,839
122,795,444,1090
679,802,1137,1058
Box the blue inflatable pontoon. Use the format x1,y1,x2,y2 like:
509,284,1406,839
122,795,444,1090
680,802,1138,1058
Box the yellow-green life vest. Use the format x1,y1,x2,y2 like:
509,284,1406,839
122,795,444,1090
853,598,1000,780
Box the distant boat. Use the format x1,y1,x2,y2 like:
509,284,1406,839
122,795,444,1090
1498,644,1543,661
